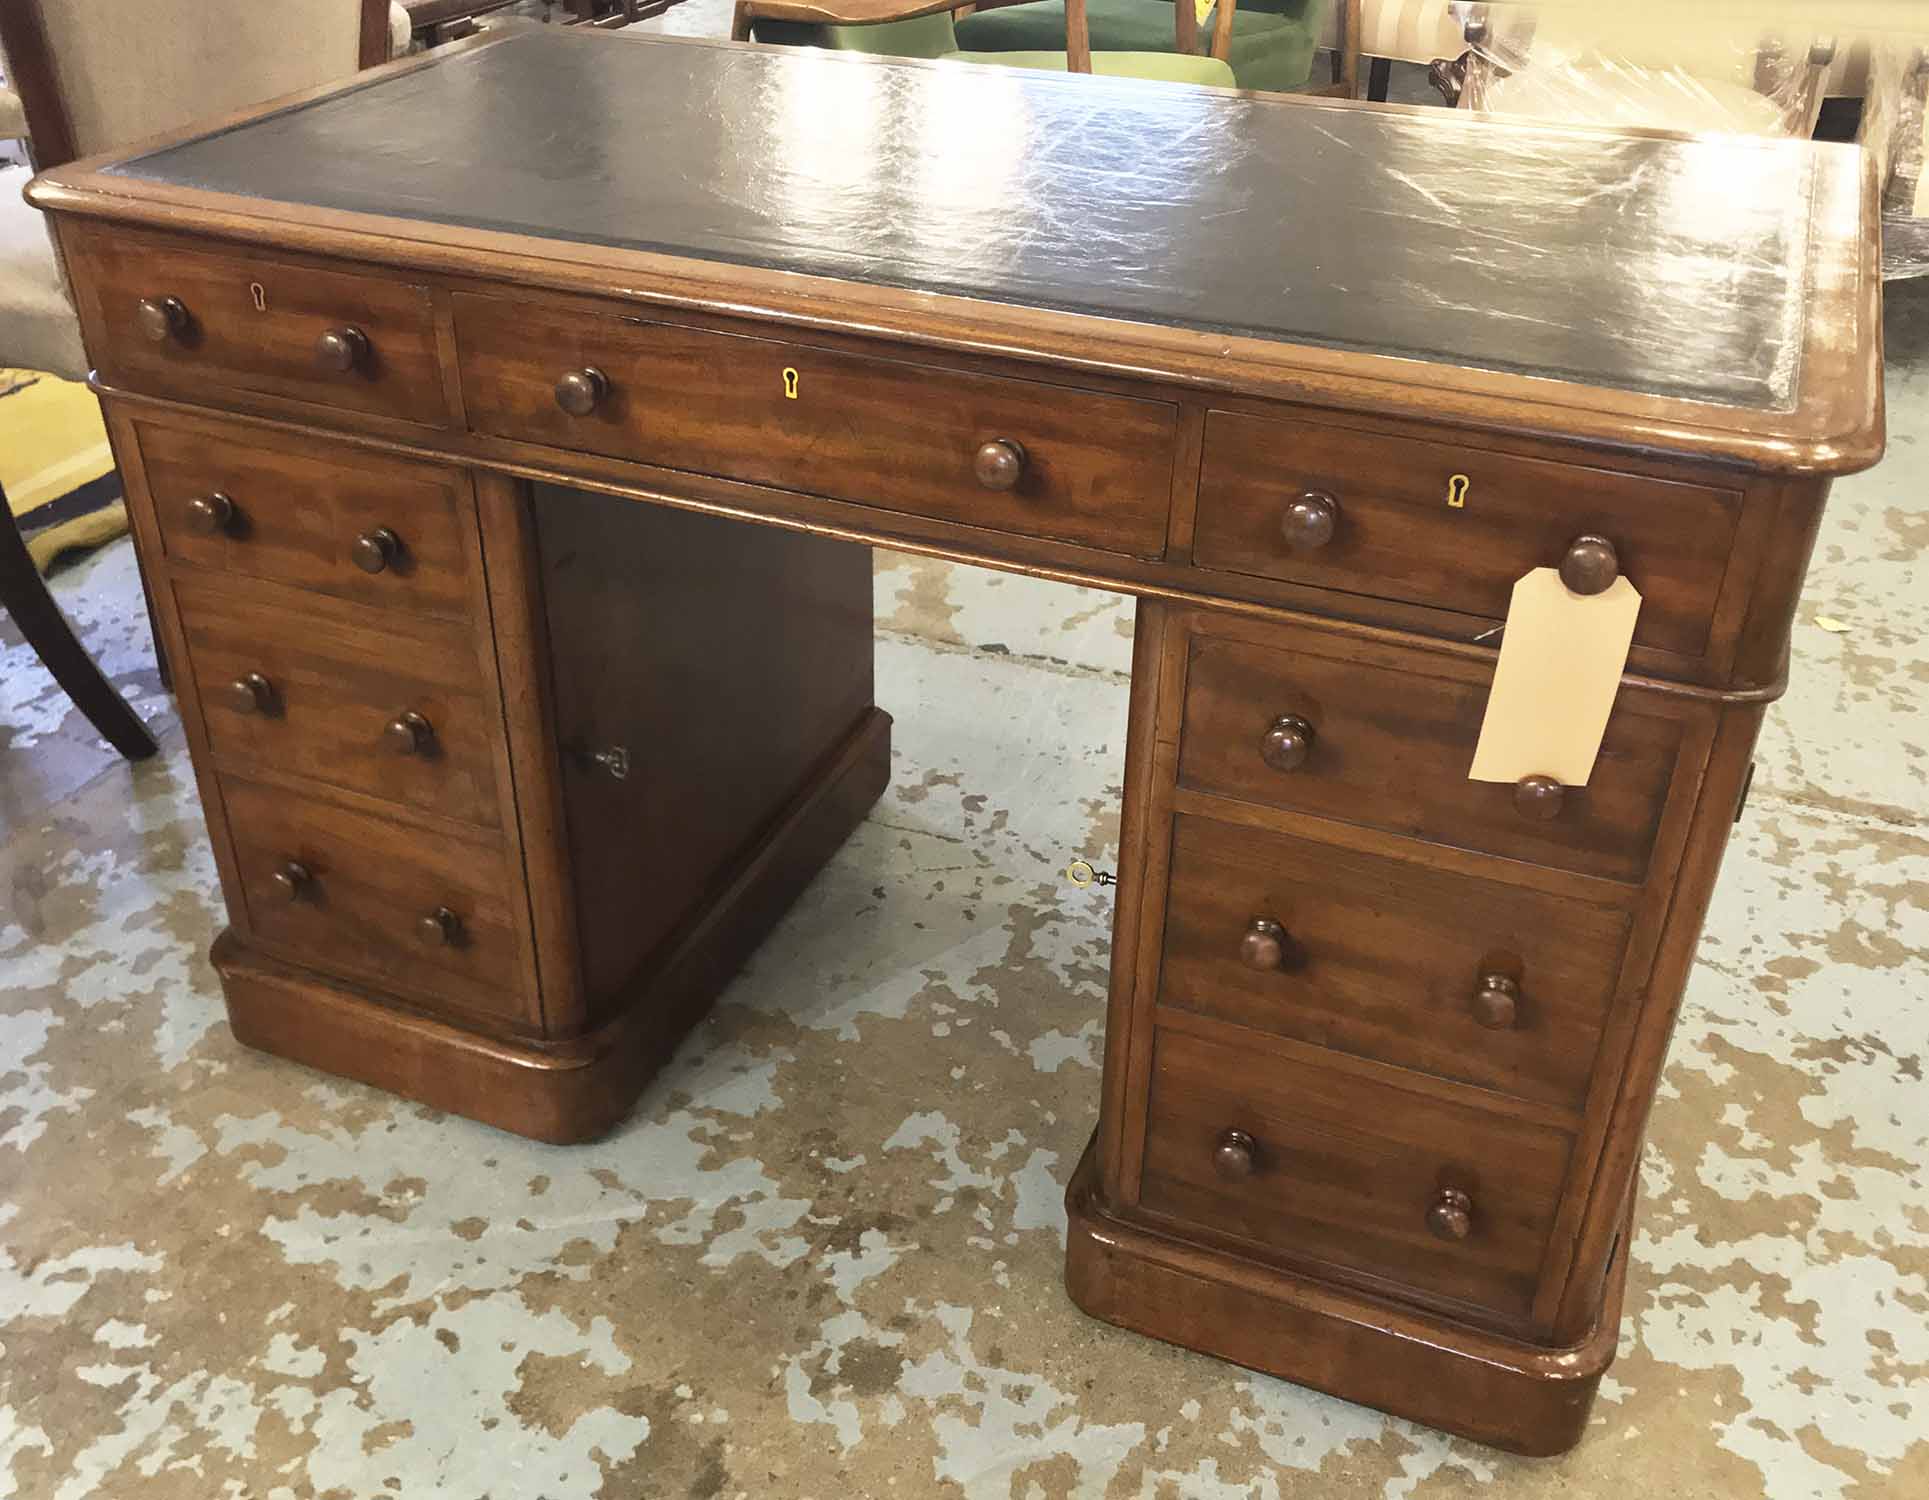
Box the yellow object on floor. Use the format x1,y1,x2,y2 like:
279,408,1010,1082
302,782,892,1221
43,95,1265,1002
0,366,125,573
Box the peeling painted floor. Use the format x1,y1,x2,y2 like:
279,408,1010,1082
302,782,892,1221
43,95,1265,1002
3,225,1926,1500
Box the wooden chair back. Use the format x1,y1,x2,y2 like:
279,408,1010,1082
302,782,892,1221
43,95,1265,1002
730,0,1240,74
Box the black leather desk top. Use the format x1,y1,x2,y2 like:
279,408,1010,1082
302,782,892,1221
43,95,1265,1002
107,30,1847,409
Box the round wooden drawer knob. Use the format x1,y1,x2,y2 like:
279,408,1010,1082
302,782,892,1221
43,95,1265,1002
314,325,370,374
1259,714,1316,772
351,527,401,574
136,295,189,343
1427,1187,1474,1242
554,366,609,416
1559,535,1619,596
1239,917,1288,972
1514,774,1566,822
972,438,1026,492
1213,1129,1257,1181
271,860,312,902
1281,490,1338,551
386,711,434,755
227,673,275,715
1471,973,1520,1030
185,492,237,536
418,906,463,946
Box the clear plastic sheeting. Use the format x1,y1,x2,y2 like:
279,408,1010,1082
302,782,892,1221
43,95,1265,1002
1440,3,1929,279
106,28,1848,411
1861,38,1929,279
1453,2,1838,139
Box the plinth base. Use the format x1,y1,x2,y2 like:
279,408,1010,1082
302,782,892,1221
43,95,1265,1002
1064,1138,1626,1456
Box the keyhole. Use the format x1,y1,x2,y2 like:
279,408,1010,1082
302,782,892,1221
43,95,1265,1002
782,367,799,400
1447,474,1470,509
250,282,267,313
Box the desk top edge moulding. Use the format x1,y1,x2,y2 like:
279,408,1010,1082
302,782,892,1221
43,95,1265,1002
28,26,1886,1459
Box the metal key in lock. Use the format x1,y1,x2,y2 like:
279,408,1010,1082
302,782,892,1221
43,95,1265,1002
568,741,630,780
1065,858,1117,889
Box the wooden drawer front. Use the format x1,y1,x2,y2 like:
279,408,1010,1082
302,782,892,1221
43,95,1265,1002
1159,814,1631,1110
220,776,533,1023
1194,412,1740,660
1178,627,1687,884
139,420,475,619
70,230,448,425
453,295,1176,557
1141,1027,1574,1323
176,579,503,830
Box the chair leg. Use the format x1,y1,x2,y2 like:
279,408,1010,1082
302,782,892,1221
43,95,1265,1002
1367,56,1392,102
0,504,157,761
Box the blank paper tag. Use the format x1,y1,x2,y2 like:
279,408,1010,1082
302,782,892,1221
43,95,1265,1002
1469,569,1642,787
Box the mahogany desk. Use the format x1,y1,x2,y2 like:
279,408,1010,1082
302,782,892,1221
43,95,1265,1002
29,29,1883,1455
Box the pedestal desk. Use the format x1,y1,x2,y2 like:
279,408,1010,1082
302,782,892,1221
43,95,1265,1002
29,30,1883,1455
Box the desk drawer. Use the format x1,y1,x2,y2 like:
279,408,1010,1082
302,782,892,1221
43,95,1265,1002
1194,412,1740,660
1140,1027,1574,1324
69,229,449,426
137,419,476,620
1178,622,1690,885
453,295,1176,557
220,776,534,1025
1158,814,1630,1111
177,578,505,830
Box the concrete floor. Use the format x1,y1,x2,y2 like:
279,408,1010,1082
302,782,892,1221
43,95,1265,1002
2,32,1926,1500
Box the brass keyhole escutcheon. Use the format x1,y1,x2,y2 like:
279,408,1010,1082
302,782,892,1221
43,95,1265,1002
249,281,267,313
1447,473,1470,509
782,367,799,400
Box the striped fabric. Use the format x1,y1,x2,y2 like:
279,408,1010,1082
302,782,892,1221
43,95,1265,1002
1355,0,1465,63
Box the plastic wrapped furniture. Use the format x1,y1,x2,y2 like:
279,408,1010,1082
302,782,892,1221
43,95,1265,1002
1861,39,1929,279
734,0,1238,85
1451,1,1835,138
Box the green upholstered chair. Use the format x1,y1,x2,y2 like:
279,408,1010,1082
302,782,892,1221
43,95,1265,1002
735,0,1238,87
955,0,1328,93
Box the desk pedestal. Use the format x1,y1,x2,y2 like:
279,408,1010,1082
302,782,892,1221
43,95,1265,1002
214,706,892,1144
